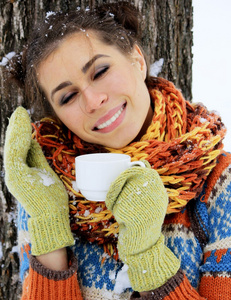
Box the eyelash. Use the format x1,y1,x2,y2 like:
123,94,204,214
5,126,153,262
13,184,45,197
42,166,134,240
93,66,109,80
60,66,109,105
60,92,77,105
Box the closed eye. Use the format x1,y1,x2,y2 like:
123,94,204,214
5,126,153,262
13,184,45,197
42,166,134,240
93,66,109,80
60,92,78,105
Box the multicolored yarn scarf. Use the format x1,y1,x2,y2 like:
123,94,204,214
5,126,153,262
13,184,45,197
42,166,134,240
32,77,226,259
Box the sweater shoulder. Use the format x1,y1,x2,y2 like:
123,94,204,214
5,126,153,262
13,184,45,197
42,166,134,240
204,151,231,204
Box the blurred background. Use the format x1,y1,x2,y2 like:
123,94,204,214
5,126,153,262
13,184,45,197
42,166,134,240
193,0,231,150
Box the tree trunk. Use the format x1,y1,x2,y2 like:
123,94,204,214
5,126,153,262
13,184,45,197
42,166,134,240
0,0,193,298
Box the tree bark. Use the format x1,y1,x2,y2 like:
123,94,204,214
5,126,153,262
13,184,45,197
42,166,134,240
0,0,193,298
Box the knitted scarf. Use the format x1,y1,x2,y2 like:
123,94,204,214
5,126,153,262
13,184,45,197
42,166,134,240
32,77,226,259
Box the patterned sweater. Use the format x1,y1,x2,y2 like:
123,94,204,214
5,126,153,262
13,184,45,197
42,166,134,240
18,151,231,299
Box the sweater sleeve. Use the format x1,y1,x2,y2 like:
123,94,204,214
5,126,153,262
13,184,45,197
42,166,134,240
21,251,83,300
130,152,231,300
130,269,205,299
18,203,83,299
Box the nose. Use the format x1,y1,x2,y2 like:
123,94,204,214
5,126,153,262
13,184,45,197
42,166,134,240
82,85,108,113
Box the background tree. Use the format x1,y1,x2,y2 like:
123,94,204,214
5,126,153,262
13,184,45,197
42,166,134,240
0,0,193,299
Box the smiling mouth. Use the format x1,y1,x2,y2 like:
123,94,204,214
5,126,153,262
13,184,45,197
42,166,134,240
93,103,126,131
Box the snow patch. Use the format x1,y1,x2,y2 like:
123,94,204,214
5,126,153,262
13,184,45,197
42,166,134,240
95,206,102,213
45,11,56,19
113,264,132,294
11,245,19,253
200,117,208,123
0,52,16,66
32,168,55,186
84,210,90,217
150,58,164,77
0,242,2,259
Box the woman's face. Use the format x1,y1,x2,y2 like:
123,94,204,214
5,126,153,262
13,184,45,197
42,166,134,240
38,32,153,148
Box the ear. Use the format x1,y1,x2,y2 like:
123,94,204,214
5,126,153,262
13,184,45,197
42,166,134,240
131,44,147,80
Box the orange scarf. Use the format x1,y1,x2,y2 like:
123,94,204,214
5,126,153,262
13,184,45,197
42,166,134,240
32,77,226,259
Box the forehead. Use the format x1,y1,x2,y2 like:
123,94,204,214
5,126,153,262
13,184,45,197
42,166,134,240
46,32,103,63
39,31,130,70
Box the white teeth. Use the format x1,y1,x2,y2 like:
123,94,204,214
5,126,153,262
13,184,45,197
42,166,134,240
97,106,124,129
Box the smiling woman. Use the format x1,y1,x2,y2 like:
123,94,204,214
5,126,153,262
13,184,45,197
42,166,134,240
37,32,151,148
3,2,231,300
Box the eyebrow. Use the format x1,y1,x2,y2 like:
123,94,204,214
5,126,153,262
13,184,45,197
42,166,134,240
51,81,72,100
82,54,109,73
51,54,109,100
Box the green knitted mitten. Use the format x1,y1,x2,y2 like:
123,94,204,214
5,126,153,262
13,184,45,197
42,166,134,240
106,162,180,292
4,107,74,256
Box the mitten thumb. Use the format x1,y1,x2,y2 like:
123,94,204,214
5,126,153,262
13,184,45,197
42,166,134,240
106,160,150,211
27,139,51,169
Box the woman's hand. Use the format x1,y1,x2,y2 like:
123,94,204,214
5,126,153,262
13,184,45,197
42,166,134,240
4,107,74,256
106,162,180,292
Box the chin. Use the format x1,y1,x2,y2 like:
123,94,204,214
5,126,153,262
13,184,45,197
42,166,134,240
103,137,136,149
89,128,140,149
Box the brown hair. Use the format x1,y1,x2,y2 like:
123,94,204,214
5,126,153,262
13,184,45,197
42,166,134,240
7,2,149,120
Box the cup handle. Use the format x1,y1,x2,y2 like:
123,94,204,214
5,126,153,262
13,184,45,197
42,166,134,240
129,160,146,168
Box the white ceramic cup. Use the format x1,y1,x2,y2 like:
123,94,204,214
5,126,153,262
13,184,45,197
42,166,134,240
75,153,145,202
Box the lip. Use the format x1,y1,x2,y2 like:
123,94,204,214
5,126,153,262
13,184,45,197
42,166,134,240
92,102,126,133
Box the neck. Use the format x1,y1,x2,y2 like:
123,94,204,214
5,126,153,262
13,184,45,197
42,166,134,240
132,104,153,142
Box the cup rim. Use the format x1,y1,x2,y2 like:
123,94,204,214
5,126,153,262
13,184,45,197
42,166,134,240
75,153,130,162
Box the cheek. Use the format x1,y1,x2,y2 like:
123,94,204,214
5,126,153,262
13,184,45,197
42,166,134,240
104,68,136,94
54,106,85,132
